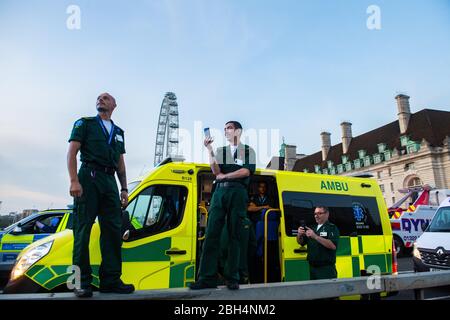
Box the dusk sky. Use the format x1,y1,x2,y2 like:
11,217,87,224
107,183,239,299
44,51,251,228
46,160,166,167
1,0,449,213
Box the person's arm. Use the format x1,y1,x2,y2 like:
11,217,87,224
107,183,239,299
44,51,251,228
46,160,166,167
248,201,269,212
67,141,83,198
306,227,336,250
221,168,250,180
204,138,221,176
117,154,128,208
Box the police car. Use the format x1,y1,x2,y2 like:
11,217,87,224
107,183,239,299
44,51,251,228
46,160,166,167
0,209,72,276
413,197,450,272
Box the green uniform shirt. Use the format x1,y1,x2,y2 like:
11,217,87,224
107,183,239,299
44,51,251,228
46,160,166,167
216,143,256,187
68,116,126,168
304,221,340,265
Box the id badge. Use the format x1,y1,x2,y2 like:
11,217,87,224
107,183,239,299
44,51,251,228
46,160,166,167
320,231,328,237
235,159,244,166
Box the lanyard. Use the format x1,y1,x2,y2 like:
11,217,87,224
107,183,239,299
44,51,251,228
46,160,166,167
96,115,115,145
259,196,267,205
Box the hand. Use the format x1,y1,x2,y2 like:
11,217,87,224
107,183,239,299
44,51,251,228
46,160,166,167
305,227,317,239
216,173,227,180
204,137,214,149
298,226,306,236
120,191,129,208
70,181,83,198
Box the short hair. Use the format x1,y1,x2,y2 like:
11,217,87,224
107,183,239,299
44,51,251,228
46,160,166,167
258,181,268,187
225,121,243,130
315,206,329,214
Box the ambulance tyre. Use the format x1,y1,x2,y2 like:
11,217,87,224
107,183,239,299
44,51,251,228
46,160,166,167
394,235,405,257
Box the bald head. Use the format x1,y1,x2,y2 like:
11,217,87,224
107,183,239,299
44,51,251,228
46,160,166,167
96,92,117,118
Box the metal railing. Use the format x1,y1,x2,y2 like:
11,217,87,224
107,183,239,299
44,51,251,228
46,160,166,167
2,270,449,300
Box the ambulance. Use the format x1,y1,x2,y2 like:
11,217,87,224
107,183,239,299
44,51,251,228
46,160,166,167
3,159,396,297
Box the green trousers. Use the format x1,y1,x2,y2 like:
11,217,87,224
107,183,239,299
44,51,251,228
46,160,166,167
220,217,257,284
309,264,337,280
72,167,123,288
197,186,248,285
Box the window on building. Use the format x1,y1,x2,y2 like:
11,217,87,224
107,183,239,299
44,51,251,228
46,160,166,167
379,184,385,193
408,177,422,188
354,159,362,169
377,171,382,179
345,162,353,172
400,135,409,147
388,168,392,176
373,154,383,164
303,168,309,173
392,197,396,205
404,162,415,171
314,165,321,174
390,182,394,192
341,155,348,164
377,143,386,153
330,167,336,175
384,150,392,161
327,161,334,169
406,142,420,154
358,150,366,159
322,168,329,175
337,164,344,174
364,155,372,167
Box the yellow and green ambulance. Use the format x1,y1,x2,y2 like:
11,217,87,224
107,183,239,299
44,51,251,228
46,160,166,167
3,160,395,296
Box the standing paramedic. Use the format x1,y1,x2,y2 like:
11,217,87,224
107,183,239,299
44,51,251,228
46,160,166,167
67,92,134,298
190,121,256,290
297,206,340,280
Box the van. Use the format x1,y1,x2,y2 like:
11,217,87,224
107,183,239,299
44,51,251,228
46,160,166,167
3,160,395,295
413,197,450,272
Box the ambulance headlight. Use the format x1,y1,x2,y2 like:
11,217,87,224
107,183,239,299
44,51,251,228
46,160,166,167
11,241,53,281
413,242,421,260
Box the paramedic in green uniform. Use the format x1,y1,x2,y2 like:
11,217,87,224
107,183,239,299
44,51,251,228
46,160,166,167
297,206,340,280
190,121,256,290
67,92,135,298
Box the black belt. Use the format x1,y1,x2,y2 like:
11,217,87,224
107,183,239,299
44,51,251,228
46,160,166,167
309,261,334,267
82,162,116,176
215,181,246,189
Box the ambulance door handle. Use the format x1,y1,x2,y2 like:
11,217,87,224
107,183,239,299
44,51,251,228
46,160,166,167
294,248,307,254
166,249,187,255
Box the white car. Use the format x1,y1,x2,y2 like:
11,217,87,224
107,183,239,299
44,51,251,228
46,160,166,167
413,197,450,272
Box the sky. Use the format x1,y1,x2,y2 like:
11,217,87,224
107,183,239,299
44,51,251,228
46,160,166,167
0,0,449,214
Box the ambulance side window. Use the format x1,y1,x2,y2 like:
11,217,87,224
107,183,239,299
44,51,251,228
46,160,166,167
282,192,383,236
125,185,188,240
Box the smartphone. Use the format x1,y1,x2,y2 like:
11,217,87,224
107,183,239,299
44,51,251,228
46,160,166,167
204,127,211,139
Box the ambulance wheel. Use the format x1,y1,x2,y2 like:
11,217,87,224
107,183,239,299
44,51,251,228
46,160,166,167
394,235,405,257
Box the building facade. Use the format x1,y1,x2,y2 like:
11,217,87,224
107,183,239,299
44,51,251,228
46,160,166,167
270,95,450,207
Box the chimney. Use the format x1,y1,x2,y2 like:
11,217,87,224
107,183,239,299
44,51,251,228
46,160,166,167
284,144,297,171
321,132,331,161
395,94,411,134
340,121,352,154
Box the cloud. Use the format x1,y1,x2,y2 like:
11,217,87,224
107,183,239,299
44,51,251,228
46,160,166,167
0,184,70,214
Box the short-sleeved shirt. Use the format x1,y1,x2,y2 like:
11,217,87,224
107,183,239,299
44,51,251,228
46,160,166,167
249,195,272,208
303,221,340,265
68,115,125,169
215,143,256,187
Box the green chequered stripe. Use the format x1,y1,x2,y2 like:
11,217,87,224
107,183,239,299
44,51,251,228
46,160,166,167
284,259,310,281
336,237,351,256
122,237,171,262
169,262,192,288
28,264,101,290
358,236,363,254
352,257,360,277
363,254,387,273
